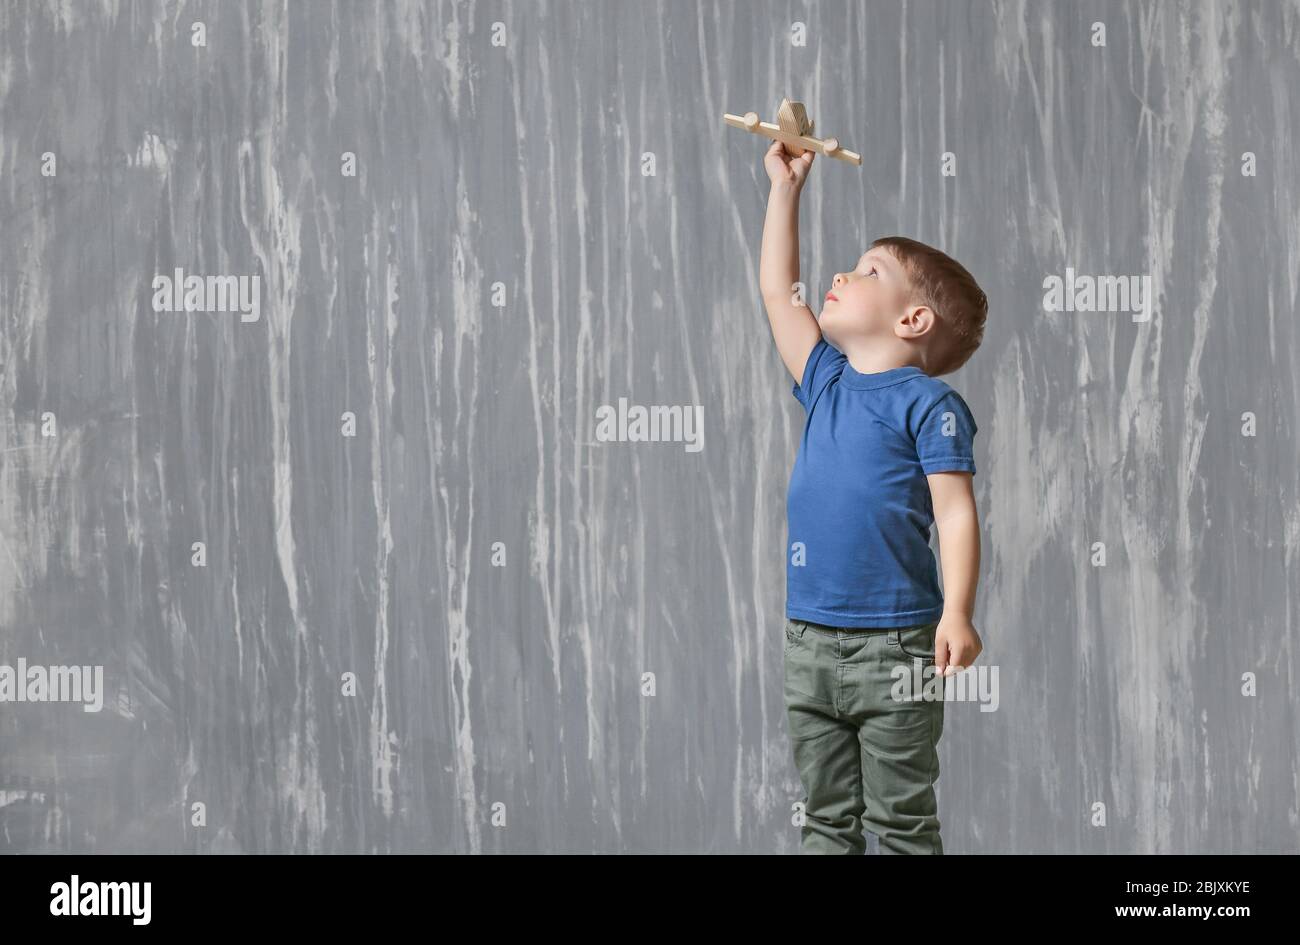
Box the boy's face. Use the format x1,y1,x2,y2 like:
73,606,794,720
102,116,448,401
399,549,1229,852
818,246,919,347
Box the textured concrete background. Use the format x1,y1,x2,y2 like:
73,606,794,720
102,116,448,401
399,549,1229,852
1,0,1297,853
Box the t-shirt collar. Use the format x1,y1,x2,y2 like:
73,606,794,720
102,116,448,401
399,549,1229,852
838,361,926,390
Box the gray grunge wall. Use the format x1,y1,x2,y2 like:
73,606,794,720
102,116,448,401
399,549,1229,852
2,0,1298,854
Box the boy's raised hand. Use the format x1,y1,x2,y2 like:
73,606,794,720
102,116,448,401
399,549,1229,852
763,138,816,189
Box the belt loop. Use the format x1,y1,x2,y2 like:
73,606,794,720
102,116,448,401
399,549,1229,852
886,629,899,645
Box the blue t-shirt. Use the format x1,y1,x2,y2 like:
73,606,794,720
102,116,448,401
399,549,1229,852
787,337,978,628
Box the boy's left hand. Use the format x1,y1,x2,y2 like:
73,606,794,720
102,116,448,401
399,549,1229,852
935,613,983,676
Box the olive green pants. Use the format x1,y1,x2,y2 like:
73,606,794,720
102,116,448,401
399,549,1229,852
783,617,945,854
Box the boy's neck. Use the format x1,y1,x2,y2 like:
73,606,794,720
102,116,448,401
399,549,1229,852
838,342,925,377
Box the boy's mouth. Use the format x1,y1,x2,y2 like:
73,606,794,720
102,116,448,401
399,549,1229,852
825,291,838,302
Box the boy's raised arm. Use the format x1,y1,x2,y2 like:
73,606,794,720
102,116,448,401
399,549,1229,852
759,140,822,387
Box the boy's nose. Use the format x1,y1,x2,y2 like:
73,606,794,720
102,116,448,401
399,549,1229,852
832,273,846,289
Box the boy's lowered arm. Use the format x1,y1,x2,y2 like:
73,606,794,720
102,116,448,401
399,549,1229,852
928,471,980,620
760,181,822,387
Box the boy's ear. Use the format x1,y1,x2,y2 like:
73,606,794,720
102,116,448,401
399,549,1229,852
895,304,937,339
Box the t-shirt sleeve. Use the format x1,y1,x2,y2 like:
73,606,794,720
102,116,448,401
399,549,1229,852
791,337,847,409
916,390,979,475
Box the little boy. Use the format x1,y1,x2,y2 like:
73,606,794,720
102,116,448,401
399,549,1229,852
759,139,987,855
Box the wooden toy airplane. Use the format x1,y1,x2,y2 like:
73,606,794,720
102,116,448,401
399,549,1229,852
724,98,861,166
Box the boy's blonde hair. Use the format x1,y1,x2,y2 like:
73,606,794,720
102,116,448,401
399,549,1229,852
870,236,987,377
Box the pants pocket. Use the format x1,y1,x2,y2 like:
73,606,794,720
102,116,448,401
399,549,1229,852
891,621,939,662
784,620,832,705
783,618,804,654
